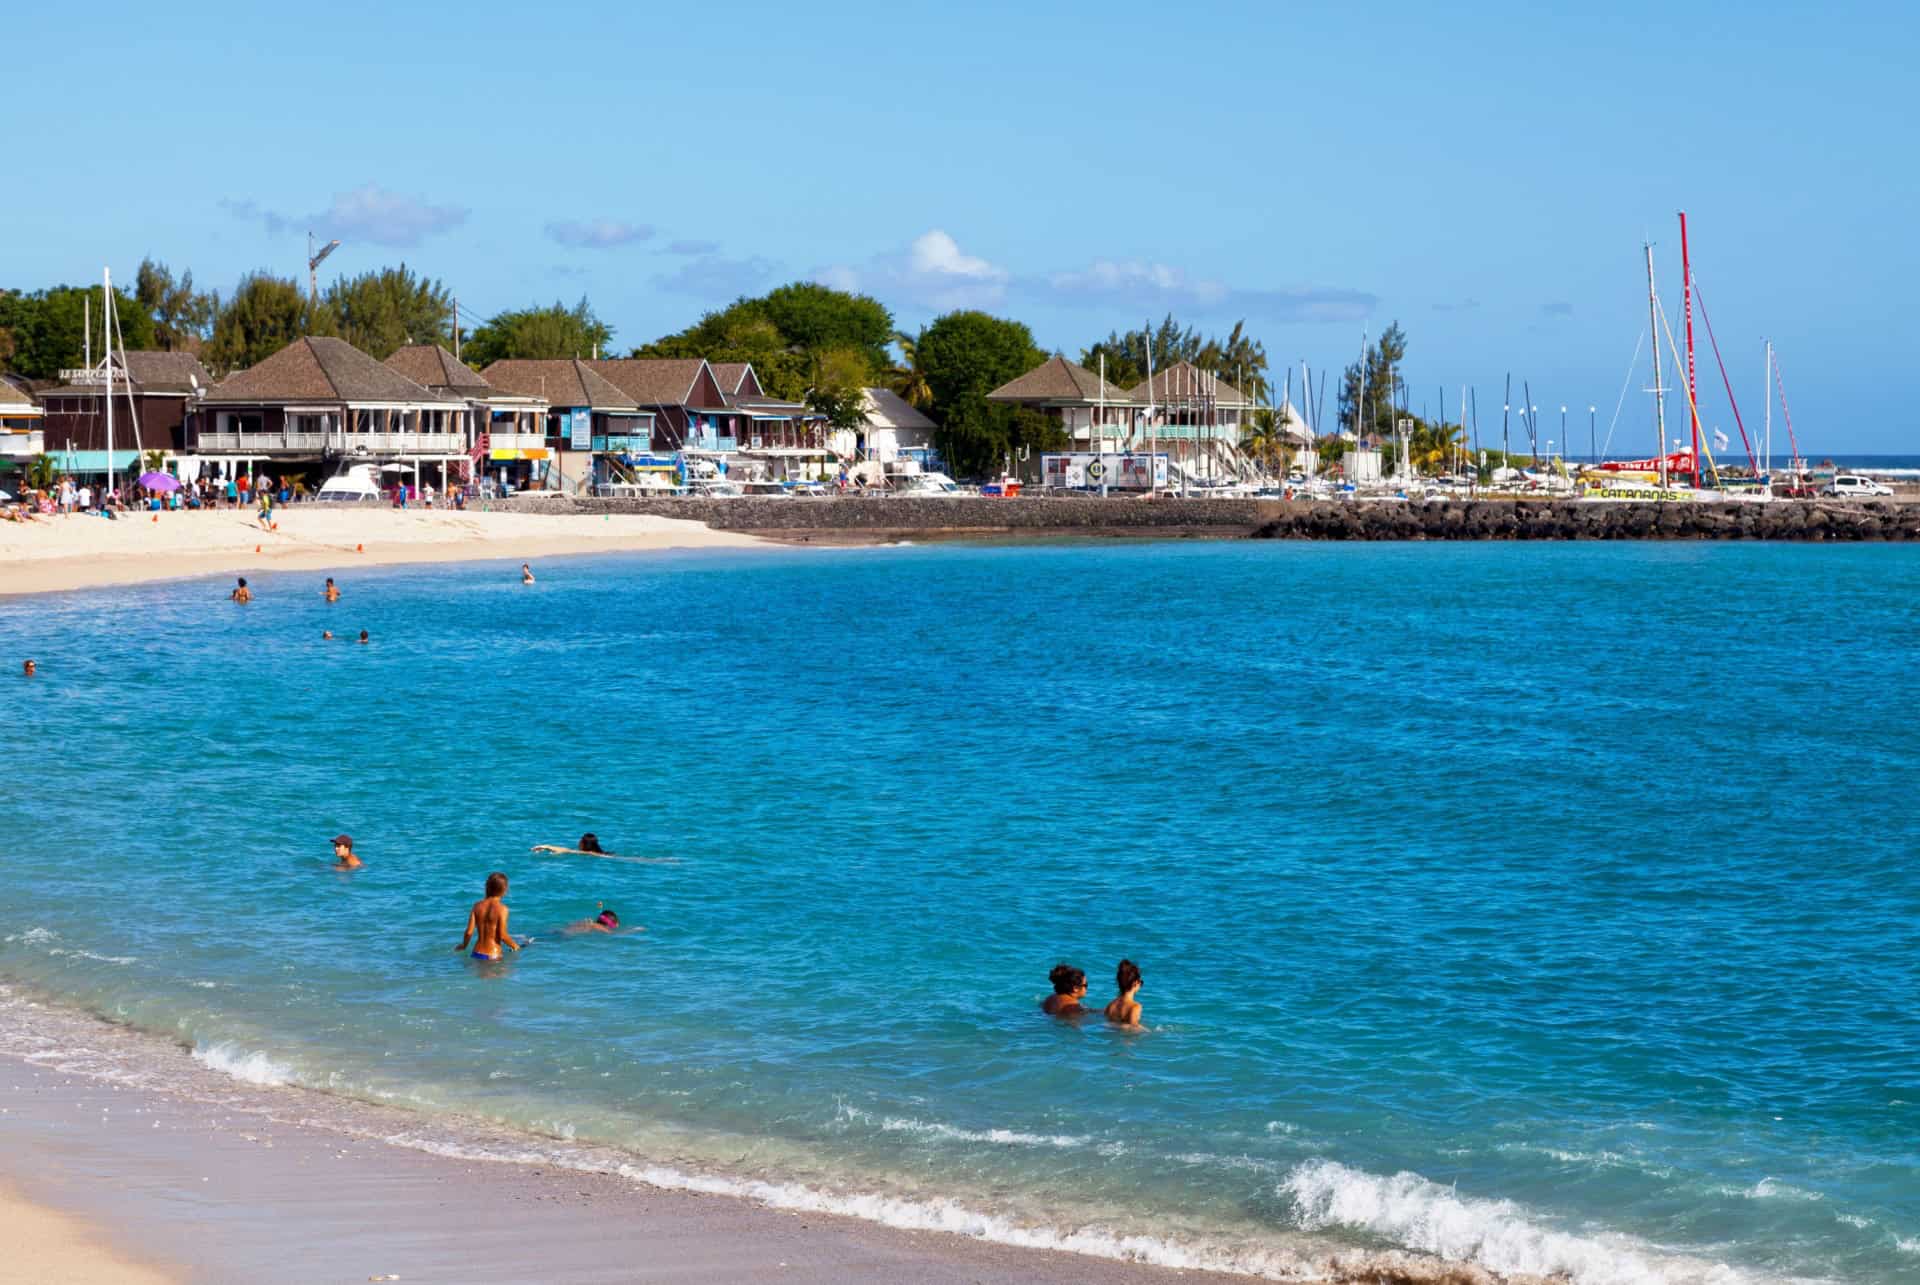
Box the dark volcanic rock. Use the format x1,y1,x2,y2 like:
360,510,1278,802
500,494,1920,542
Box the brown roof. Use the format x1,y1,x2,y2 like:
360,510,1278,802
986,355,1134,405
38,351,215,398
204,337,442,404
1124,362,1248,406
481,359,635,411
587,358,712,407
385,344,493,395
0,380,37,410
709,362,750,394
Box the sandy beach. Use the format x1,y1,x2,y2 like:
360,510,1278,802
0,505,768,596
0,1044,1271,1285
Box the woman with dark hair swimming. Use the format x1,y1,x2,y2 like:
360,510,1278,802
531,833,680,865
1041,963,1088,1017
1105,959,1143,1028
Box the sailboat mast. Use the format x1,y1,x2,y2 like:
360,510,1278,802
1680,211,1700,485
103,268,115,500
1645,243,1669,489
1763,340,1773,476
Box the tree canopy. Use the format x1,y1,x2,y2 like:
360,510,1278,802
205,273,320,373
321,264,453,359
916,310,1050,477
134,259,213,353
1081,315,1269,400
461,297,613,365
0,283,157,380
636,282,894,401
1336,321,1408,437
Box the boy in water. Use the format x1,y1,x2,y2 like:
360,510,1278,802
324,577,340,602
331,834,363,869
458,872,520,961
230,577,252,603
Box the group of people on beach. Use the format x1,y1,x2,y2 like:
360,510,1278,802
1043,960,1144,1028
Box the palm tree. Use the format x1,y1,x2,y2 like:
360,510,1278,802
26,453,56,491
1413,420,1466,474
141,449,167,474
887,331,932,409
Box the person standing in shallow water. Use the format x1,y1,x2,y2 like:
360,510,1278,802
521,563,535,585
459,872,520,961
230,577,251,603
1042,964,1088,1017
1105,959,1143,1028
324,577,340,602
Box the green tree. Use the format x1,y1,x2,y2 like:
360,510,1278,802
1081,314,1269,400
1336,321,1408,438
0,284,157,379
141,448,167,472
887,330,933,409
27,453,58,490
206,273,319,373
134,259,213,352
916,311,1045,478
321,264,453,359
636,282,894,400
463,297,613,365
805,346,872,435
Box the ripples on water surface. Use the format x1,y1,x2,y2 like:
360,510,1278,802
3,542,1918,1283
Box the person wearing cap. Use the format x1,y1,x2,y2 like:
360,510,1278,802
331,834,363,869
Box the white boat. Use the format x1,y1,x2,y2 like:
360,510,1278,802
314,464,383,503
891,471,964,496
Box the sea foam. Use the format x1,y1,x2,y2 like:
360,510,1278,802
1283,1159,1754,1285
192,1042,295,1087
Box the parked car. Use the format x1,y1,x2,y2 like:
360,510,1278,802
1822,474,1894,498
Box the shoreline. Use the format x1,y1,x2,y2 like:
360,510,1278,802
0,989,1284,1285
0,507,771,597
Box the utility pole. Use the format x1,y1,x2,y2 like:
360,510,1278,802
453,298,461,361
308,231,341,303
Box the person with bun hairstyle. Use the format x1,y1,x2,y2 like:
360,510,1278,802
1105,959,1143,1028
1041,963,1088,1017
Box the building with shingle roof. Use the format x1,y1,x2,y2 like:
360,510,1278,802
482,359,660,487
191,337,473,481
391,346,551,486
38,350,216,464
986,354,1139,448
0,380,43,475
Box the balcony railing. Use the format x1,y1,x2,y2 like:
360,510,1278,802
195,432,469,454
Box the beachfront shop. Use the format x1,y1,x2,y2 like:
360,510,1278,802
1041,451,1169,491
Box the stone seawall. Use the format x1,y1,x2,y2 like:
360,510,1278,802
501,495,1920,541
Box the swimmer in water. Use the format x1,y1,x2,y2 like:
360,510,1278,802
561,905,624,935
322,631,334,640
230,577,252,603
22,659,35,678
533,832,607,855
331,834,363,870
458,872,519,960
1104,959,1143,1028
521,563,535,585
324,577,340,602
1041,963,1088,1017
357,630,369,644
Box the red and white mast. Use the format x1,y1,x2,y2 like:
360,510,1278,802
1680,211,1700,485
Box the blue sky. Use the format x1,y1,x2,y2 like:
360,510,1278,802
6,0,1915,452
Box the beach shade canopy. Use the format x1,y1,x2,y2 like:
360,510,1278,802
138,472,181,492
379,463,416,473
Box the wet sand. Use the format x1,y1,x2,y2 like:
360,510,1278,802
0,1056,1259,1285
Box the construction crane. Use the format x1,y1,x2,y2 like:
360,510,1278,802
307,231,341,301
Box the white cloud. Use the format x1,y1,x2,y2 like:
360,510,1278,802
652,254,781,298
222,184,469,249
1045,257,1374,323
545,219,655,249
815,228,1009,310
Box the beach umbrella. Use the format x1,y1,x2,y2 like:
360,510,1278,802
138,471,181,492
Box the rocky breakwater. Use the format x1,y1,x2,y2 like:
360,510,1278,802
501,493,1920,541
1251,499,1920,540
500,494,1278,536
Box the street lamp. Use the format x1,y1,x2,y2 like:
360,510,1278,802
1560,406,1568,463
1588,405,1597,466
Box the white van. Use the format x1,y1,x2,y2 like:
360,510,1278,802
1822,474,1894,499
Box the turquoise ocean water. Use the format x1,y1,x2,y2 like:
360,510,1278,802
2,541,1917,1282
